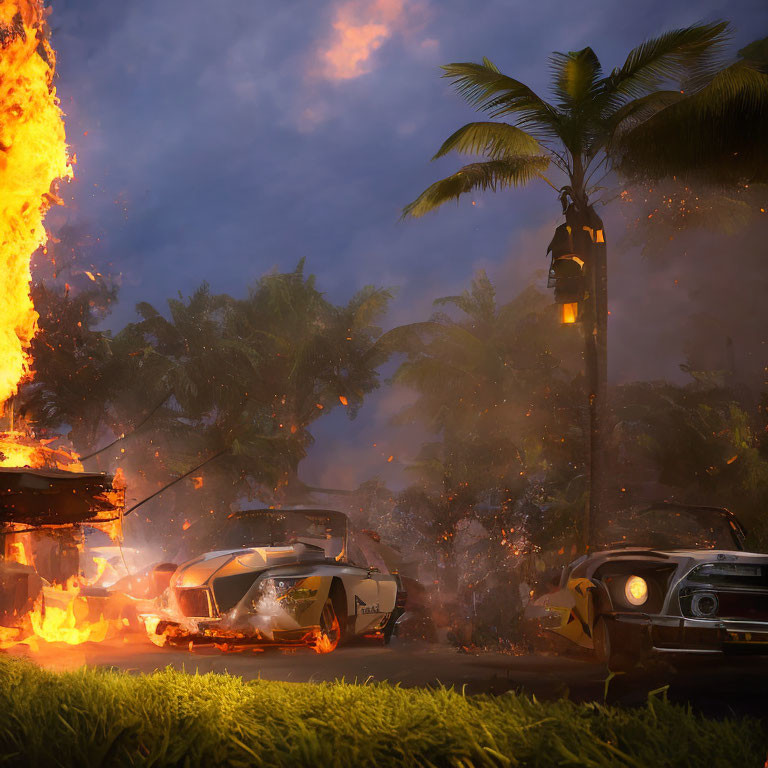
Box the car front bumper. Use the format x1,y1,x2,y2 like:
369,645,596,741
607,612,768,655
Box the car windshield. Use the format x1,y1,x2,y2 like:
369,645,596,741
215,510,346,560
596,505,742,551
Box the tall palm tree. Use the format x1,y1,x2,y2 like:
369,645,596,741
403,21,766,545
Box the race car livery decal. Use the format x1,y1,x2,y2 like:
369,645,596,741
354,595,380,615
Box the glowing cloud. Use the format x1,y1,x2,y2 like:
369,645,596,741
320,0,409,80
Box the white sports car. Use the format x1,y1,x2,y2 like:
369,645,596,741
149,509,405,650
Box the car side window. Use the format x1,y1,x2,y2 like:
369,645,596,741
346,538,366,567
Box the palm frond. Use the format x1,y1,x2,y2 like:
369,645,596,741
605,90,686,142
604,21,730,104
550,47,603,108
402,156,550,218
684,58,768,114
441,60,561,135
432,121,543,161
347,285,393,329
433,270,497,325
611,59,768,183
739,37,768,71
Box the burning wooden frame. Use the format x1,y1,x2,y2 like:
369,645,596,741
0,467,125,640
0,467,125,527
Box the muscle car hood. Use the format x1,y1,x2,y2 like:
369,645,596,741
172,543,328,589
596,548,768,563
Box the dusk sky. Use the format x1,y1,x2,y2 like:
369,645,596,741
47,0,768,490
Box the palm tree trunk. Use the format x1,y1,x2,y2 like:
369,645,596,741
588,211,608,550
568,200,608,549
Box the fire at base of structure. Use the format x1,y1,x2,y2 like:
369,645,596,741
0,467,125,647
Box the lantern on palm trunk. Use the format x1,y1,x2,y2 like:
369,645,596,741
547,223,586,324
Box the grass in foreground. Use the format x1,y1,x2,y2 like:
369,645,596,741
0,656,764,767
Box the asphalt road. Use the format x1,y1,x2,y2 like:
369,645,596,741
6,636,768,718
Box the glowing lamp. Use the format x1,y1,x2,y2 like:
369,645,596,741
547,224,586,322
559,302,579,324
624,575,648,606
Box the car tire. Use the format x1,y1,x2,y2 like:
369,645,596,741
382,608,403,645
593,616,634,672
318,598,341,648
324,581,348,646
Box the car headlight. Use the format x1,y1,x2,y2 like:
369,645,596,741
624,575,648,606
691,591,718,618
259,577,301,597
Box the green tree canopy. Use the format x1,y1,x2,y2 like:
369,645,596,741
614,36,768,184
19,262,393,549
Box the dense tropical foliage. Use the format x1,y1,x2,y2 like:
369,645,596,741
402,22,768,544
19,261,392,551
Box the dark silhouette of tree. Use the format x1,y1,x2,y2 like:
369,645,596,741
614,36,768,184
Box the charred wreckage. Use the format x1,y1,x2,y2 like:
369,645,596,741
524,502,768,669
4,465,767,663
0,466,125,636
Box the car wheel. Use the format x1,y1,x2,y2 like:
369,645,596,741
315,597,342,652
593,616,634,672
381,608,403,645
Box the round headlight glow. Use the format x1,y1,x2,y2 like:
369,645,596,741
624,575,648,606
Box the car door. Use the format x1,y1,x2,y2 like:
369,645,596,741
349,568,390,634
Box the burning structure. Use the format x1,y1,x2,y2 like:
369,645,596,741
0,466,125,646
0,0,70,406
0,1,129,648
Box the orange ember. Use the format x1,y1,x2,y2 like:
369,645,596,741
0,0,71,411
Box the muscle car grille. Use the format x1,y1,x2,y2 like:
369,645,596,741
680,588,768,621
716,592,768,621
687,563,768,588
176,587,213,618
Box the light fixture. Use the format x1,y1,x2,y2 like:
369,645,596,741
624,575,648,606
559,302,579,324
691,591,718,618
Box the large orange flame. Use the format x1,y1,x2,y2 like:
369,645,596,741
28,577,112,646
0,426,83,468
0,6,133,652
0,540,124,649
0,0,70,411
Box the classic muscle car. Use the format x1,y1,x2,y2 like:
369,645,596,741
523,502,768,669
147,509,405,650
